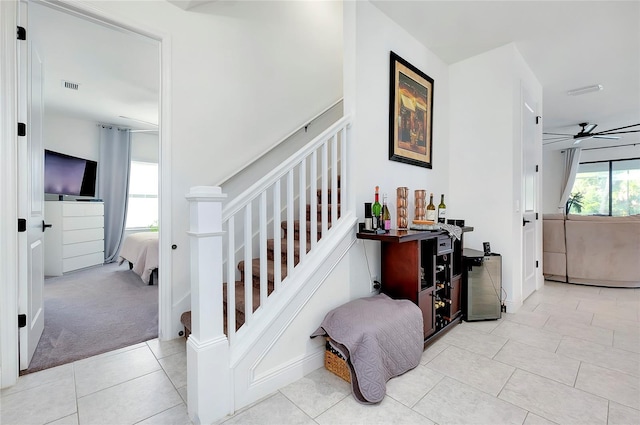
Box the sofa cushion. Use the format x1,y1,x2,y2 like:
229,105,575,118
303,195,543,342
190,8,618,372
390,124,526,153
565,219,640,286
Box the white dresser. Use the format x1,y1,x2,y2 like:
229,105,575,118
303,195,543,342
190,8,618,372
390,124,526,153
44,201,105,276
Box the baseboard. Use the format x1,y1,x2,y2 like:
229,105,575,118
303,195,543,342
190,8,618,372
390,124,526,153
251,346,325,391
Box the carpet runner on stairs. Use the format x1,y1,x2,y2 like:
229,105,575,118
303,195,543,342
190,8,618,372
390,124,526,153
181,184,340,336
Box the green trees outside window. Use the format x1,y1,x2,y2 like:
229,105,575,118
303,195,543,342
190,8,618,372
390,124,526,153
571,158,640,216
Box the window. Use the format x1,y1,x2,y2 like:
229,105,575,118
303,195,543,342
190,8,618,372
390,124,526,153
125,161,158,229
571,158,640,216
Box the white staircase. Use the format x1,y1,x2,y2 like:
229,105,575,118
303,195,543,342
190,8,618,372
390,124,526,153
185,116,355,424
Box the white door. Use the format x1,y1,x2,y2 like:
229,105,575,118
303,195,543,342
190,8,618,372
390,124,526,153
18,0,46,369
522,87,538,300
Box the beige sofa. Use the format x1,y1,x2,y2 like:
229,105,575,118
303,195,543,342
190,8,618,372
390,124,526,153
543,213,640,288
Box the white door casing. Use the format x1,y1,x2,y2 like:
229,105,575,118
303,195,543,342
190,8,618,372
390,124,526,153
521,86,538,301
18,0,45,370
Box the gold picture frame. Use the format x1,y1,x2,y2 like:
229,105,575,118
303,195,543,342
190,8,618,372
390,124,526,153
389,51,434,168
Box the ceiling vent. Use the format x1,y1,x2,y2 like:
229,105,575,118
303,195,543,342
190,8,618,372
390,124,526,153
61,80,79,90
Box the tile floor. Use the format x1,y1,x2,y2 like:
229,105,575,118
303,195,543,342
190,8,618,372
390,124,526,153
1,281,639,425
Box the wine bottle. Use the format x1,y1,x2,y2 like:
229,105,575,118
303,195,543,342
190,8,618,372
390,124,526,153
426,192,436,221
438,194,447,224
382,194,391,232
372,186,382,229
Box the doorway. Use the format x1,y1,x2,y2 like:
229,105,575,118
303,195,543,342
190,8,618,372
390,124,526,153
17,0,168,374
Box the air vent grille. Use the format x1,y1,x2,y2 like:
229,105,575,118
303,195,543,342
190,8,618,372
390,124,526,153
62,80,79,90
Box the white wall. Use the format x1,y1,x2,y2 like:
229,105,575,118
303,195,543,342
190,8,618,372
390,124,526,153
347,1,451,287
450,44,542,311
43,110,99,160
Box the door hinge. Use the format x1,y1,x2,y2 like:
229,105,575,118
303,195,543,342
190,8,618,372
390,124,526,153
536,212,539,220
18,122,26,137
535,164,539,172
536,260,539,268
17,26,26,41
18,314,26,328
536,116,542,124
18,218,26,232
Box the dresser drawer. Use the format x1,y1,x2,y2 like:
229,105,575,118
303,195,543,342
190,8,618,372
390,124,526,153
63,251,104,272
62,215,104,231
63,240,104,259
63,228,104,245
62,202,104,217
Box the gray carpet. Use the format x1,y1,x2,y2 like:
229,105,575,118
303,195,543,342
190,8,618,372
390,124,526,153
21,262,158,375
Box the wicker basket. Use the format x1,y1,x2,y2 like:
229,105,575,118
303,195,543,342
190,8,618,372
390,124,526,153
324,340,350,383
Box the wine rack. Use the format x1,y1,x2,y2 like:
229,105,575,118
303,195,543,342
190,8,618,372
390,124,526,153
356,228,470,343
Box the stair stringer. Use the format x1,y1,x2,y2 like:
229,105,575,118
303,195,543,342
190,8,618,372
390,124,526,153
230,212,357,412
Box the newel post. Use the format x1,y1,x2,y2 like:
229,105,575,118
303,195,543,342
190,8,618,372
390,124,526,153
185,186,231,424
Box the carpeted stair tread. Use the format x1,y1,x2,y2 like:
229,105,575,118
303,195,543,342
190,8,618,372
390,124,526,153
305,204,341,220
237,259,287,286
267,238,312,263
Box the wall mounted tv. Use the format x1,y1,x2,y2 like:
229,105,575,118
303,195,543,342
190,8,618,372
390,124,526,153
44,149,98,197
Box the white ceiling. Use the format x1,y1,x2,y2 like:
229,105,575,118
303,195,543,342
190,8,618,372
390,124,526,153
29,2,160,131
372,0,640,150
30,1,639,148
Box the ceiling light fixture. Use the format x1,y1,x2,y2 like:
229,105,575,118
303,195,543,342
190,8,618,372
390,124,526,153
567,84,603,96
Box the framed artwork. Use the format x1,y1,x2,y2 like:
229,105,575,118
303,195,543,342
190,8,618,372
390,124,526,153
389,51,434,168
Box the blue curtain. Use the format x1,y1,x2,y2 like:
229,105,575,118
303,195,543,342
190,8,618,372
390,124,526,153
98,126,131,263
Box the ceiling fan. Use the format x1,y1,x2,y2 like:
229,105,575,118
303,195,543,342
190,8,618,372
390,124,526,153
543,122,640,145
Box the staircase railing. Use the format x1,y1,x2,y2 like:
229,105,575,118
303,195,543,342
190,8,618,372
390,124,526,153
185,115,352,424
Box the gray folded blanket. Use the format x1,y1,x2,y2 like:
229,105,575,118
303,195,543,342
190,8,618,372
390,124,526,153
311,293,423,404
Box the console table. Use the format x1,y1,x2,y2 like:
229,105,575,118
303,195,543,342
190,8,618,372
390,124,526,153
357,227,472,344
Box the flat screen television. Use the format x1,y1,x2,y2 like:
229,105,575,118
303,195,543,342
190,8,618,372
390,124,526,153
44,149,98,197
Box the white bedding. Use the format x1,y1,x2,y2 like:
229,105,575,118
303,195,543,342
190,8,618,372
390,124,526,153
118,232,159,284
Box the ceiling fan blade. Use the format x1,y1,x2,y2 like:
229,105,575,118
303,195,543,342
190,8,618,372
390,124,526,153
543,137,572,144
584,123,597,133
593,135,620,140
543,132,573,136
593,123,640,135
594,129,640,136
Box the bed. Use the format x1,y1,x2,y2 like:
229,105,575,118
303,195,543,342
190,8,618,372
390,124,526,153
118,232,159,284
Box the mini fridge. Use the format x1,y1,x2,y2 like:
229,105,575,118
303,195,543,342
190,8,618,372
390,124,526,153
463,248,502,321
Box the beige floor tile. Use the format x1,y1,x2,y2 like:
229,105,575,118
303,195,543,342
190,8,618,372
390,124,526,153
73,345,161,397
77,370,183,425
499,369,608,425
158,350,187,389
503,310,550,328
47,413,79,425
425,345,515,396
413,377,527,425
543,315,614,346
279,367,350,418
534,303,594,323
577,299,638,321
315,391,434,425
147,337,187,360
0,372,76,425
491,320,562,352
137,403,192,425
384,364,444,407
608,401,640,425
420,339,449,365
592,313,640,333
523,412,558,425
459,318,503,333
222,392,315,425
494,340,580,386
557,336,640,377
575,362,640,410
438,323,508,357
0,363,74,396
613,328,640,353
